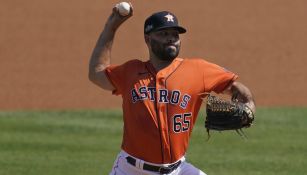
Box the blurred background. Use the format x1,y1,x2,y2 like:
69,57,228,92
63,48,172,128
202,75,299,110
1,0,306,110
1,1,307,175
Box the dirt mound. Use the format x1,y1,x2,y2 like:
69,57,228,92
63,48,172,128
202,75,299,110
1,0,306,110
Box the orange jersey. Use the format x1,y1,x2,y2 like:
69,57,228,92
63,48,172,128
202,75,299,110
105,58,238,164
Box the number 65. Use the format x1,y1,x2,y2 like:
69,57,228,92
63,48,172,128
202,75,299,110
173,113,192,133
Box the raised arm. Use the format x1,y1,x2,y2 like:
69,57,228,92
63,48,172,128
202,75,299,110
224,81,256,113
88,5,133,90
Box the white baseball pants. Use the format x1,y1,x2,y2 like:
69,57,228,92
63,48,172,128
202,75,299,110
109,150,207,175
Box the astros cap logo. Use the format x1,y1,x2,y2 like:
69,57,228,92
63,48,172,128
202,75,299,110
164,14,174,22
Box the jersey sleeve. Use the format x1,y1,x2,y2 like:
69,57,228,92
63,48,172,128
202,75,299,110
104,63,129,95
201,60,238,93
104,59,140,95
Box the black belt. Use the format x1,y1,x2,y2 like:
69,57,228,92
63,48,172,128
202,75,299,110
126,156,181,174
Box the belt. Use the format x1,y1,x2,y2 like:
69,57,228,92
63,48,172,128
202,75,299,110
126,156,181,174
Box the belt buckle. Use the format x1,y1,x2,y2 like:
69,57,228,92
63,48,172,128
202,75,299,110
159,166,172,174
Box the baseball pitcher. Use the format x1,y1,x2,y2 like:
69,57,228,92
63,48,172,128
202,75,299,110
89,3,256,175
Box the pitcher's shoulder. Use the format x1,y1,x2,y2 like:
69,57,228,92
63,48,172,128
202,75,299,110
182,58,213,65
114,59,147,70
121,59,144,66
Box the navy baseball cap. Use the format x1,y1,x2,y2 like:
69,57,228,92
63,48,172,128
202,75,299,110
144,11,186,34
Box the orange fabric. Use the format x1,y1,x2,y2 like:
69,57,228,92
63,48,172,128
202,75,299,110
105,58,238,164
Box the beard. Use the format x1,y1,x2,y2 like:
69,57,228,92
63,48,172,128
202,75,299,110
150,38,180,61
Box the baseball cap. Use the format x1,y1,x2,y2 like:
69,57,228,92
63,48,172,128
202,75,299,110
144,11,186,34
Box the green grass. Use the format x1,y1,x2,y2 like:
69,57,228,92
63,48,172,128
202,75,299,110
0,108,307,175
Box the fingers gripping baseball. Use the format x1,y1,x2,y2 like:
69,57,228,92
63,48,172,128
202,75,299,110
105,2,133,31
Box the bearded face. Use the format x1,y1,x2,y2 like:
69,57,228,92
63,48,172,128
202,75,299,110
148,29,181,61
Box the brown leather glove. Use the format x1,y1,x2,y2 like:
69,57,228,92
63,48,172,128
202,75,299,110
205,94,255,137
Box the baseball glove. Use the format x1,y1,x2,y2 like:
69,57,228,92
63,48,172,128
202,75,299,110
205,94,255,138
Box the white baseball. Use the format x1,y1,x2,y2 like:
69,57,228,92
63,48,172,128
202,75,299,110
116,2,131,16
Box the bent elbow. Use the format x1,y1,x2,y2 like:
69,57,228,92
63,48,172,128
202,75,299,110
88,71,98,84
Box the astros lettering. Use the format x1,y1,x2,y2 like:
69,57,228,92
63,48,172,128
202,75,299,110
131,86,191,109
